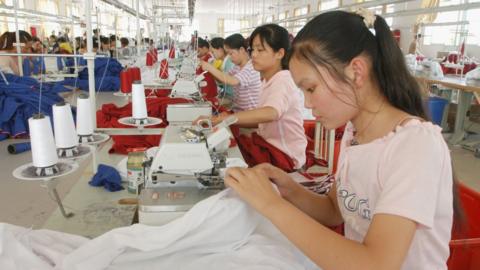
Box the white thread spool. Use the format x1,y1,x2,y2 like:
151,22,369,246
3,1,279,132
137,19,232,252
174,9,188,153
28,114,58,168
53,102,78,149
76,94,93,136
132,80,147,120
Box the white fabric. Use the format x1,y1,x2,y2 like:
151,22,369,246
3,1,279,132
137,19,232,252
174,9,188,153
0,190,319,270
466,67,480,86
336,120,453,270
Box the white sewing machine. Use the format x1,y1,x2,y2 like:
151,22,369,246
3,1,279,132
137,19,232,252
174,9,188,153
138,116,246,225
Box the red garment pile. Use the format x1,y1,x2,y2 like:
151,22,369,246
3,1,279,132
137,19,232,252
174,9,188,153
97,97,191,154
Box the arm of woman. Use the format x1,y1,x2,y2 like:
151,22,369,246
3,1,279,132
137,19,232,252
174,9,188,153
225,167,417,270
201,60,240,86
254,163,343,227
212,106,278,128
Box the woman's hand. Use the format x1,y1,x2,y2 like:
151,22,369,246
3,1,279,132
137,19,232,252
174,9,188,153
225,167,284,216
199,60,212,72
253,163,301,200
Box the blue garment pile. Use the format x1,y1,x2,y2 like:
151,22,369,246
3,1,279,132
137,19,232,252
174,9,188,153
61,58,122,92
0,73,65,137
23,57,46,76
89,164,124,192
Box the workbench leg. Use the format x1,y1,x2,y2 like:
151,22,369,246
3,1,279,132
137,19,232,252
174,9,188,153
449,91,473,145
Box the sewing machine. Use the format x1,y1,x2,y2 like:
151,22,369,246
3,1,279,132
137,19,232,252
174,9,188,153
138,117,246,225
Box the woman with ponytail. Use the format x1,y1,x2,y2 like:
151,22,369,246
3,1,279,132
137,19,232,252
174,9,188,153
197,25,307,171
225,10,454,269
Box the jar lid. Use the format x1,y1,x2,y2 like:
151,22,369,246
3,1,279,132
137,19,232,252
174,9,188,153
127,147,147,153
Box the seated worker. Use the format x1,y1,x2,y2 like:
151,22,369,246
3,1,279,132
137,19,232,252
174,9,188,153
199,33,261,112
197,25,307,170
225,10,455,270
197,38,214,63
23,36,46,76
209,37,235,102
119,37,132,58
0,30,33,75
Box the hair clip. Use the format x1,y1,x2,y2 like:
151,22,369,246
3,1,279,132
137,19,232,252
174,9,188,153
355,8,377,36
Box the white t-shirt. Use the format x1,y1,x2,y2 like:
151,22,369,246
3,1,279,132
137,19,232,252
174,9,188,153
336,120,453,270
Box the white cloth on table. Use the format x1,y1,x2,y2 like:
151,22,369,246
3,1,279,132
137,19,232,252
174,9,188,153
1,189,320,270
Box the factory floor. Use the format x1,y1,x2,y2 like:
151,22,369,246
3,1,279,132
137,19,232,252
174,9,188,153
0,92,479,236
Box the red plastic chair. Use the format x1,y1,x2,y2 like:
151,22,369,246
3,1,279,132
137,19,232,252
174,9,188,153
448,182,480,270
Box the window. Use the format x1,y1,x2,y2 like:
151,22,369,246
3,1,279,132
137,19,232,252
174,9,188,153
265,15,274,23
466,8,480,45
294,6,309,17
278,11,288,27
37,0,58,14
318,0,339,11
224,19,241,35
4,0,24,8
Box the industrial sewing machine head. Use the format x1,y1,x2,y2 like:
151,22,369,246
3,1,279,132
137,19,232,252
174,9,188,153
139,116,239,225
147,116,235,189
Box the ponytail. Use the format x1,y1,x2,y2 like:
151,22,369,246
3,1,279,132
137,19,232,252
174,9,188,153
372,16,426,118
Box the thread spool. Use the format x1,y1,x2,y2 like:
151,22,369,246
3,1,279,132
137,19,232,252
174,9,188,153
159,59,169,79
28,113,58,168
169,47,175,59
76,94,93,139
53,102,78,148
152,48,158,63
8,142,31,154
129,67,141,82
146,52,153,67
120,69,132,93
132,81,148,121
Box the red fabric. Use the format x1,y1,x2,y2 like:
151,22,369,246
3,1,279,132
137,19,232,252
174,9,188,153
303,121,344,173
159,59,169,79
231,127,296,173
196,66,218,99
169,46,175,58
97,97,191,154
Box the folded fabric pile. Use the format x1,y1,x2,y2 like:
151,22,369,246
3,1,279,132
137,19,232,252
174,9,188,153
0,73,66,137
96,97,191,154
60,58,123,92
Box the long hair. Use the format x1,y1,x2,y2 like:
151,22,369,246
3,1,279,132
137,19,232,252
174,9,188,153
290,11,426,118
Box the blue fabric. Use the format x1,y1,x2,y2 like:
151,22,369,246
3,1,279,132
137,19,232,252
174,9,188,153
60,58,122,92
89,164,124,192
0,133,8,141
7,142,31,154
23,57,46,76
0,73,65,137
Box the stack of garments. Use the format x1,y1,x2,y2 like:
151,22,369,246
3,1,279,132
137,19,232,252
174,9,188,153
61,58,123,92
0,73,66,137
96,97,191,154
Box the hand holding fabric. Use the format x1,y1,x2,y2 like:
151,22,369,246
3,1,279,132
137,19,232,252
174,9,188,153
224,167,284,217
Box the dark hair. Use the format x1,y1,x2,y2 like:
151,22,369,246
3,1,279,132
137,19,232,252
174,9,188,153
49,35,57,40
100,36,109,45
120,37,129,47
210,37,224,49
110,34,117,41
250,24,290,69
224,33,247,50
0,31,32,50
197,37,209,49
291,11,426,118
57,36,67,43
